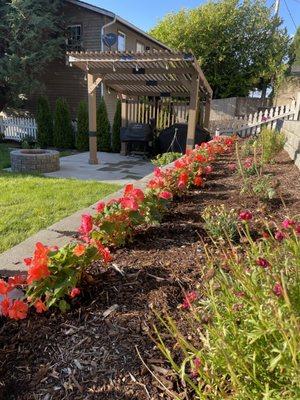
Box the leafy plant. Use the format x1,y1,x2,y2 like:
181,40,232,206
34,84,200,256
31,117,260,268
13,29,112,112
201,204,239,241
36,96,53,148
258,128,286,163
152,152,183,167
76,100,89,151
112,99,121,153
241,175,279,201
97,98,111,152
53,98,74,149
154,218,300,399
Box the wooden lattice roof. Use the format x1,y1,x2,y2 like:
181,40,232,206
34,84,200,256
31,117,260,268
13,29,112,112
68,50,212,98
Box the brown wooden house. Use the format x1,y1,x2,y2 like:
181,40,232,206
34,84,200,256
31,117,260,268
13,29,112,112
27,0,170,125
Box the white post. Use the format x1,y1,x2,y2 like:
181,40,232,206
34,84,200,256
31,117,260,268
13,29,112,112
294,92,300,121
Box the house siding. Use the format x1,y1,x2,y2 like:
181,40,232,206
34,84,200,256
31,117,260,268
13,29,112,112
27,1,166,126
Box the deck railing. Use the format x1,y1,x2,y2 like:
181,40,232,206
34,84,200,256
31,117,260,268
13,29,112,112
0,116,37,141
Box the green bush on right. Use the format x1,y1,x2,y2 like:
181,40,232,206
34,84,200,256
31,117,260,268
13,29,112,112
258,127,286,163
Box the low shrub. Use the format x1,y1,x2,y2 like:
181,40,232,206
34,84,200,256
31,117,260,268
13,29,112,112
53,98,74,149
76,100,89,151
259,128,286,163
36,96,53,148
155,216,300,399
201,205,239,242
152,152,182,167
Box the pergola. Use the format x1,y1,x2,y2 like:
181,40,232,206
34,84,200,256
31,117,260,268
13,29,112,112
68,50,213,164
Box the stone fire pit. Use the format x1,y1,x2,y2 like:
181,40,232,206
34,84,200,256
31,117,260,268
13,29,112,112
10,149,60,173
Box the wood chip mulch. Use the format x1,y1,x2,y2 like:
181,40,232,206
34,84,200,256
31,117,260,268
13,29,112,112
0,150,299,400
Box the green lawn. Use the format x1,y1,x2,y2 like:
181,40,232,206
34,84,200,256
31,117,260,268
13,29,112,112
0,171,120,253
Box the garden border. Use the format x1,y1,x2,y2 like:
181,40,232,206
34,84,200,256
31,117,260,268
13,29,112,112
0,162,176,276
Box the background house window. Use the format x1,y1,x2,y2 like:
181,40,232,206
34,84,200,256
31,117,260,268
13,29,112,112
118,31,126,51
136,42,145,52
67,25,82,51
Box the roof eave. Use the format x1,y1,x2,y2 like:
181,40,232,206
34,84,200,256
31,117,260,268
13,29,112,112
65,0,171,51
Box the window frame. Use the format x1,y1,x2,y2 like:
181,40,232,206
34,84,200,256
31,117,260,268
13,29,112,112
66,24,82,50
117,31,126,51
136,41,145,52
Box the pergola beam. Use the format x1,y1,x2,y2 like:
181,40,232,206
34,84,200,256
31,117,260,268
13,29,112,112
88,76,103,94
92,67,195,76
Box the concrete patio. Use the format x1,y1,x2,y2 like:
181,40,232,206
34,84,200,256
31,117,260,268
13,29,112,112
44,151,154,184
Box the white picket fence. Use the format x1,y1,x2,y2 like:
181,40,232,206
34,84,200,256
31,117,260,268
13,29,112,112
0,116,37,141
218,100,298,138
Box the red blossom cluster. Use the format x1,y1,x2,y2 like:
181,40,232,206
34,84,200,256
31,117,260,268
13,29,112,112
0,136,235,320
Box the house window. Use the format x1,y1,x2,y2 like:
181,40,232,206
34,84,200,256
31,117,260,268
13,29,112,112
136,42,145,52
67,25,82,51
118,31,126,51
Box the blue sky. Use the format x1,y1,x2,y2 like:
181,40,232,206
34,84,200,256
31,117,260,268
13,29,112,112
87,0,299,35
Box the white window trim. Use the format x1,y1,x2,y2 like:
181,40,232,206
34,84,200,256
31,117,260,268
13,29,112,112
136,41,145,52
117,31,126,51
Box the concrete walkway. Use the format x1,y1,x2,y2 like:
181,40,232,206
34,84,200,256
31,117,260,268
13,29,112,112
44,152,154,184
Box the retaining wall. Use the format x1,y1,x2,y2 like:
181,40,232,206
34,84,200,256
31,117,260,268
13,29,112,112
282,120,300,169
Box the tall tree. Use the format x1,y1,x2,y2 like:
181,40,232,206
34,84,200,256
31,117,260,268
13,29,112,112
149,0,291,98
96,98,111,152
0,0,65,110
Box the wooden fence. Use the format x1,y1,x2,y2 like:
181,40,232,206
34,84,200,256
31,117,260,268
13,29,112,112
125,99,190,130
0,116,37,141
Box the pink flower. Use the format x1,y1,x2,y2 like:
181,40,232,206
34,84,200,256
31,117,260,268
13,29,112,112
79,214,93,235
70,288,81,298
191,357,201,378
256,257,270,268
234,291,245,298
282,219,295,229
204,165,213,174
159,191,172,200
228,163,236,171
96,202,105,213
182,291,197,309
239,210,252,221
244,158,253,168
275,230,285,241
273,282,283,297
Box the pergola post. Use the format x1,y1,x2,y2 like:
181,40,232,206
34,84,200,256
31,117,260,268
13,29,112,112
186,74,199,150
204,95,212,129
120,94,127,155
87,73,99,165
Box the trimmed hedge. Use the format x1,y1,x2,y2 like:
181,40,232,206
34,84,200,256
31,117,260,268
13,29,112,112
112,99,121,153
76,100,89,151
36,96,53,148
53,98,74,149
96,98,111,152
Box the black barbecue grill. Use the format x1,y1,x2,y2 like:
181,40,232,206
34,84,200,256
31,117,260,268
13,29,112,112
120,123,154,156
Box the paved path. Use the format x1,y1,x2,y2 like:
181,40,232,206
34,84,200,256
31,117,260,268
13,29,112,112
44,152,154,184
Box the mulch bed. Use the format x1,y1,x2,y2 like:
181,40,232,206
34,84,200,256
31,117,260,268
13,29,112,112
0,150,299,400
